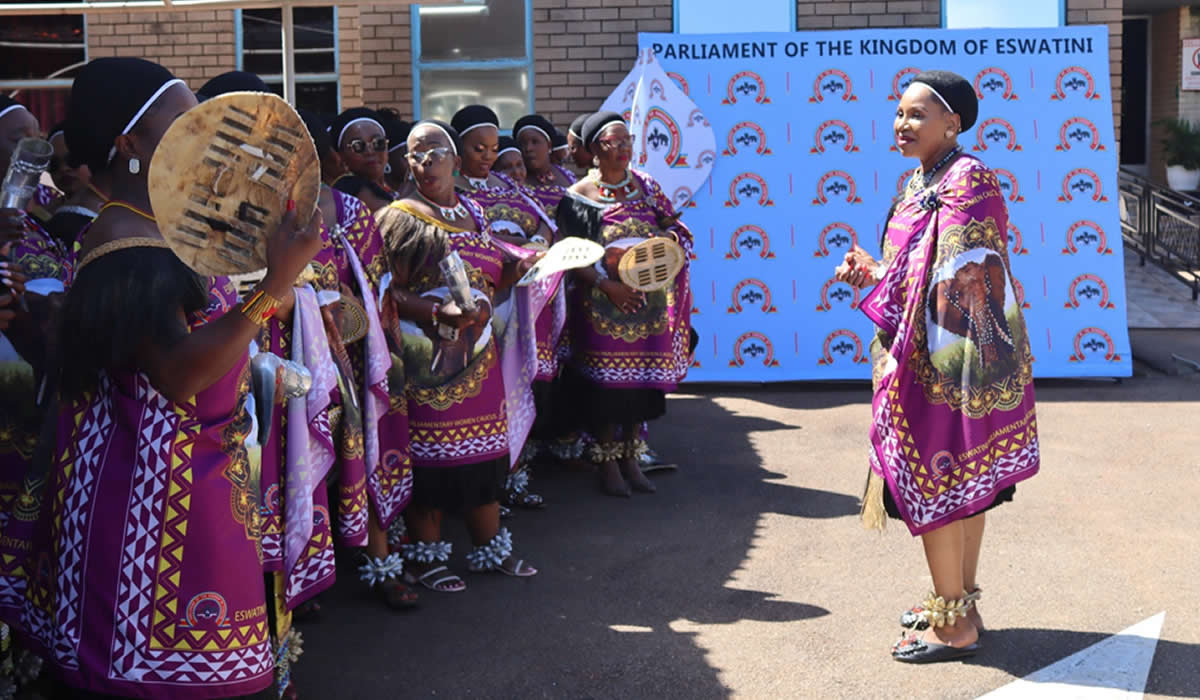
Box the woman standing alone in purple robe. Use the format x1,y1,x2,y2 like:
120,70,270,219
835,70,1040,664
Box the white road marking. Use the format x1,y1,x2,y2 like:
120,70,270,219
977,612,1165,700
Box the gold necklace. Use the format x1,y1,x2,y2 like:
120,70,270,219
99,200,156,222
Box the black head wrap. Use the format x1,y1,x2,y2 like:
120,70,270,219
451,105,499,141
409,119,461,156
380,115,411,154
48,121,67,142
551,128,568,151
580,111,626,150
297,108,333,161
512,114,557,145
910,70,978,132
328,107,385,150
497,135,520,158
196,70,270,101
0,95,26,124
66,58,182,174
568,113,590,140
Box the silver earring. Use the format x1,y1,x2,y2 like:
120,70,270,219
128,157,141,175
592,156,599,167
384,163,392,175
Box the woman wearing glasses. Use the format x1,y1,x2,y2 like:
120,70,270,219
375,120,541,593
556,112,693,498
331,107,396,213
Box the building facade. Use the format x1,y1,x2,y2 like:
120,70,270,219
2,0,1127,171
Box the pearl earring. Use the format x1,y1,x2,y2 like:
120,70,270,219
593,156,600,167
128,157,141,175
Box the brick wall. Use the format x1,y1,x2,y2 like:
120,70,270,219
795,0,941,29
82,0,1125,150
86,10,237,89
355,4,413,113
532,0,673,129
1066,0,1123,147
338,6,364,110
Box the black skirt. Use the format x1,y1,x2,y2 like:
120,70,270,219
410,454,510,512
884,484,1016,521
559,365,666,432
529,378,565,441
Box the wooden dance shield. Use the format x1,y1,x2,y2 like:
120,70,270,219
615,237,684,292
148,92,320,276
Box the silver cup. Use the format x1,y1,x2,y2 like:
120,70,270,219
439,250,477,312
1,138,54,210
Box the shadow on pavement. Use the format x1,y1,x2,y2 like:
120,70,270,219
294,392,855,699
683,375,1200,410
965,627,1199,697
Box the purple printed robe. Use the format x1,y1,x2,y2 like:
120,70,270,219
860,155,1040,535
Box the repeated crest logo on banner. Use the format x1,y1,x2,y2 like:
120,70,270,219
613,26,1128,381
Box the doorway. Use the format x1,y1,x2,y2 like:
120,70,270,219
1121,17,1151,174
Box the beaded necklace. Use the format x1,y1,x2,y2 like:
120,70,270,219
917,145,962,190
415,187,469,222
590,168,638,203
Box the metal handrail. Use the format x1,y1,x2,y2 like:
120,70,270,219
1119,167,1200,299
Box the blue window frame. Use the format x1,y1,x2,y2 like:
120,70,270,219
942,0,1065,28
411,0,534,127
235,7,341,115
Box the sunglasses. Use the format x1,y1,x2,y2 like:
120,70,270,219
406,146,454,166
598,135,633,150
345,137,389,154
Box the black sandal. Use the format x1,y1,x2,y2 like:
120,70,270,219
891,633,979,664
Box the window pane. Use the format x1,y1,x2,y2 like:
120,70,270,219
14,89,70,131
944,0,1061,28
242,9,282,52
419,67,529,126
418,1,525,62
244,52,282,77
0,16,85,81
295,51,335,74
242,8,333,52
265,80,340,116
294,7,335,51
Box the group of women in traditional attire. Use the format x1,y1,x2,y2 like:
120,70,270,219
0,54,693,698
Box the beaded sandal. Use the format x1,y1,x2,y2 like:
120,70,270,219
900,586,983,631
891,591,980,664
401,541,466,593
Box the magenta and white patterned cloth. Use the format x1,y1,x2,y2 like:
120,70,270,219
860,155,1039,535
0,277,275,697
602,48,716,210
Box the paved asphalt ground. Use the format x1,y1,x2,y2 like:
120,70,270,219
294,374,1199,699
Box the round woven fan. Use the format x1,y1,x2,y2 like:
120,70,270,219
617,237,685,292
148,92,320,276
517,236,604,287
338,293,370,345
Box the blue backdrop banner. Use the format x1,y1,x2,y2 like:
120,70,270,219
634,26,1131,381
